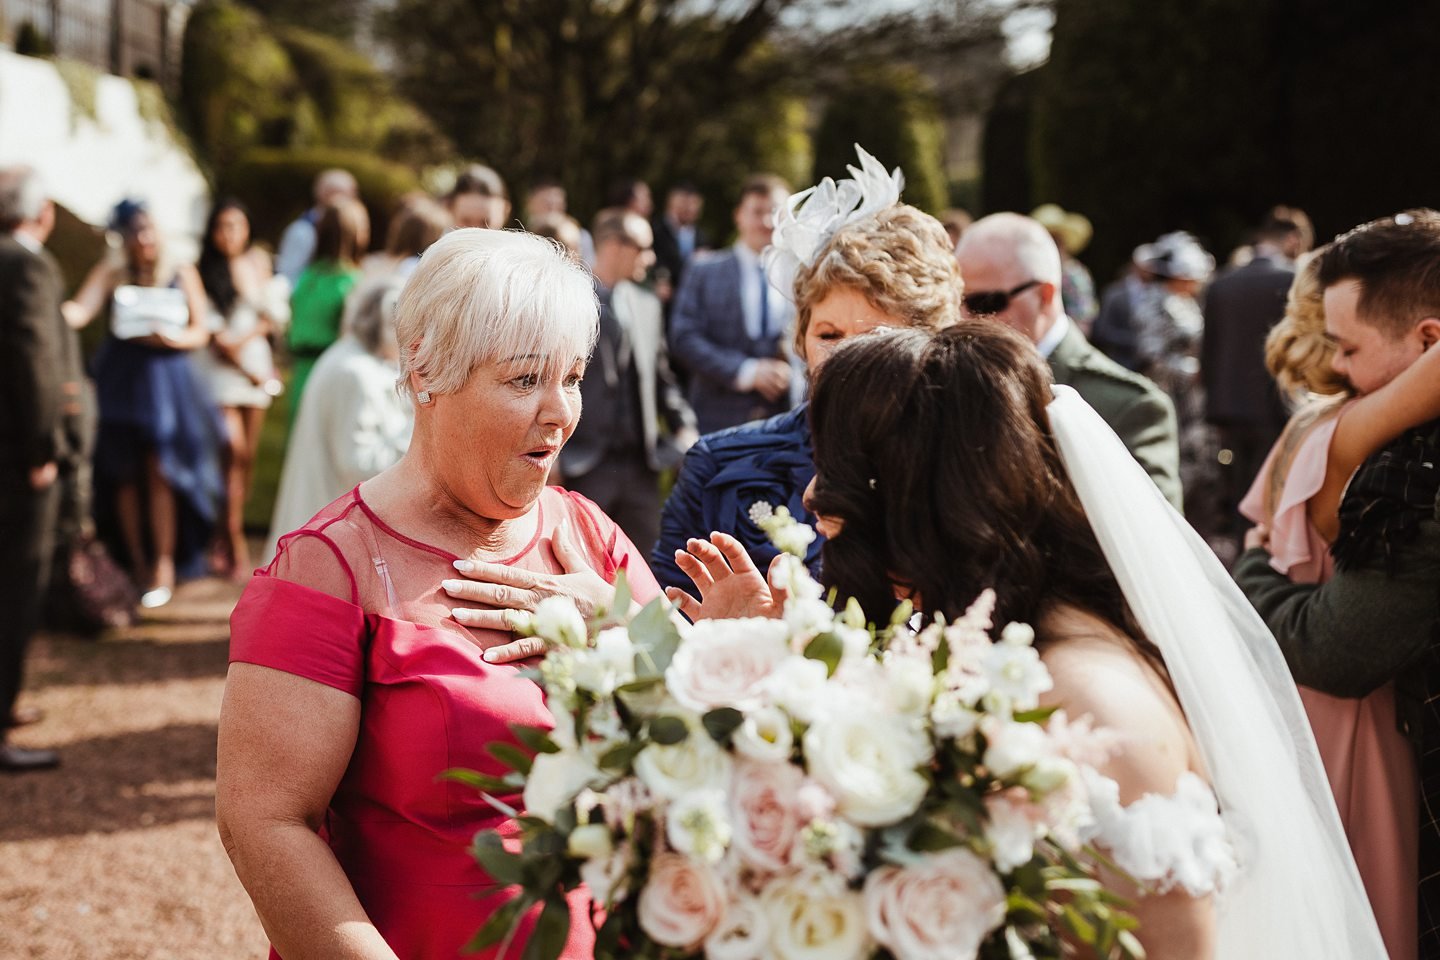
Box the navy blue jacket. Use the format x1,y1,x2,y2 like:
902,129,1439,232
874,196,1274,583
651,405,822,592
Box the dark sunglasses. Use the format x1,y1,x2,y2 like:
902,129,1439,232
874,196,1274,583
962,280,1041,316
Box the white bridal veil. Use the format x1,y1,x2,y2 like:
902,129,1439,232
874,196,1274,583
1046,385,1388,958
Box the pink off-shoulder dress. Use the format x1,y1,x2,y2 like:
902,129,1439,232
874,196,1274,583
1241,412,1419,960
229,485,660,960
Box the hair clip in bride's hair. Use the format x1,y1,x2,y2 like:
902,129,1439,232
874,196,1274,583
867,477,878,490
762,144,905,303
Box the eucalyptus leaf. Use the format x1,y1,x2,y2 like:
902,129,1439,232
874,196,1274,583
471,832,528,885
488,741,535,776
908,821,964,853
803,632,844,677
1012,705,1060,724
609,568,632,623
648,715,689,745
599,739,647,770
629,598,681,676
522,896,573,960
463,895,528,953
702,707,745,745
510,724,562,755
440,768,514,794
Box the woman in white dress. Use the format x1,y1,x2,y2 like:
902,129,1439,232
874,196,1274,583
262,276,413,563
672,322,1389,959
194,199,288,578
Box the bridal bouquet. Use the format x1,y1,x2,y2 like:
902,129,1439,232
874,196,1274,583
453,508,1143,960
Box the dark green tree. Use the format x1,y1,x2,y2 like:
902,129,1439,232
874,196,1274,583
1029,0,1440,280
811,63,949,215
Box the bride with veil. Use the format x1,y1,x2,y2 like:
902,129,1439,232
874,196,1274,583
669,317,1388,957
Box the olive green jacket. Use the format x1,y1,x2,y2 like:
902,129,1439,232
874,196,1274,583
1048,323,1183,510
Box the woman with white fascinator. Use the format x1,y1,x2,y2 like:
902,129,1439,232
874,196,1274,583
651,145,966,594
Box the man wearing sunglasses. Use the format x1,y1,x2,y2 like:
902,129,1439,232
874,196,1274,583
957,212,1182,509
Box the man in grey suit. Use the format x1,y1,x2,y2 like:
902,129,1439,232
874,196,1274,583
559,209,697,551
957,213,1183,509
669,175,796,434
0,167,75,771
1203,207,1312,548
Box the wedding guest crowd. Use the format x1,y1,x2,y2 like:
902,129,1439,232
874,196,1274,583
7,147,1440,960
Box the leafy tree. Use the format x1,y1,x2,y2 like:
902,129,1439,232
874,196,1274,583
1029,0,1440,279
379,0,823,222
811,63,949,215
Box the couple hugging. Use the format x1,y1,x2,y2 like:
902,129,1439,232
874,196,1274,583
216,149,1422,959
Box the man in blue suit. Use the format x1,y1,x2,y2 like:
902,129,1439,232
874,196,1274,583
669,175,797,434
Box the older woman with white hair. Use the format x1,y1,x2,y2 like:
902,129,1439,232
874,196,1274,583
218,229,658,959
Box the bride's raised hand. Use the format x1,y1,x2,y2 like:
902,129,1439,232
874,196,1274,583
665,532,787,621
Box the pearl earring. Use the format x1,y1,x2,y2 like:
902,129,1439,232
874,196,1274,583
416,390,433,405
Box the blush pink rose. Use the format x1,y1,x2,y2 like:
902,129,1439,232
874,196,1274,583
636,852,727,950
863,848,1007,960
665,619,790,714
729,760,805,872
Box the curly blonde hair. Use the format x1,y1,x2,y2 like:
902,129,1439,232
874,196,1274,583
1264,246,1351,400
792,204,964,361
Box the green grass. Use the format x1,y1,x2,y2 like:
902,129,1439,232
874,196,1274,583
244,369,292,534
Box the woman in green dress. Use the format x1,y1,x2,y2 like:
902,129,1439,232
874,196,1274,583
288,197,369,426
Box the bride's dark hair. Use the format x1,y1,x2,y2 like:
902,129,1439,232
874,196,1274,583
808,321,1153,658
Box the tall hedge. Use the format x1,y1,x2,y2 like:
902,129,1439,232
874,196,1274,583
1029,0,1440,280
219,147,420,248
811,65,948,216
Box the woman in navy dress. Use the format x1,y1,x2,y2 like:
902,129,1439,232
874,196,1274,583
64,200,224,607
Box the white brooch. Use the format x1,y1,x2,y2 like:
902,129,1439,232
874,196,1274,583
762,143,905,303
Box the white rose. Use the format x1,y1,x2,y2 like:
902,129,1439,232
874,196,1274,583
983,641,1053,712
982,719,1051,780
763,656,830,724
567,822,614,861
634,720,734,801
762,874,870,960
704,892,771,960
523,750,601,822
533,595,588,649
733,705,795,763
863,848,1007,960
729,759,804,872
667,788,733,864
637,852,728,950
803,711,932,827
667,619,791,715
884,655,936,716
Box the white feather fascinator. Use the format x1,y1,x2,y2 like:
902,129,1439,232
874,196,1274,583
762,144,905,302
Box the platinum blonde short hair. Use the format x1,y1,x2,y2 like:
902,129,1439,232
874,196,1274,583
395,228,599,395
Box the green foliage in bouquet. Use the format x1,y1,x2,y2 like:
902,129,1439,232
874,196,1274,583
450,508,1148,960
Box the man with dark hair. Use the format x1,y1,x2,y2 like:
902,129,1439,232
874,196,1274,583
1235,209,1440,958
607,177,654,219
1203,205,1314,552
669,174,797,433
652,181,710,297
0,166,76,771
446,164,511,229
559,209,696,549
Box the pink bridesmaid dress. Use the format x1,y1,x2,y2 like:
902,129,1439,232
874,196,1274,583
1242,413,1419,960
230,485,661,959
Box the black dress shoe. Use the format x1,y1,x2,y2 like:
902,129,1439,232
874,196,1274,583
0,744,60,772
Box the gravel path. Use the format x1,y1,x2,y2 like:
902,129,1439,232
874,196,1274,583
0,578,269,960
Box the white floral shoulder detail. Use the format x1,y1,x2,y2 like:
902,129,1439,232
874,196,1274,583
1081,767,1238,897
